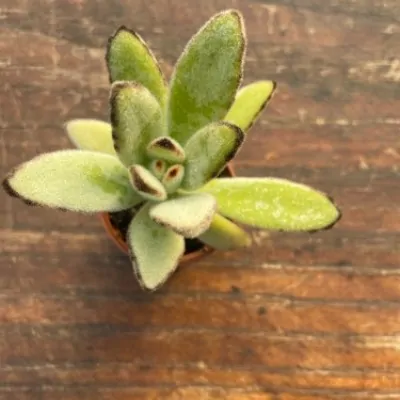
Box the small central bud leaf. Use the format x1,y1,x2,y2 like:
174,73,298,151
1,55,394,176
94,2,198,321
162,164,185,194
149,159,167,180
147,136,186,163
129,164,167,201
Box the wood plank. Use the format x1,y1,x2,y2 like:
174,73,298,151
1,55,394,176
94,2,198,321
1,327,400,369
3,253,400,301
1,228,400,270
2,362,400,391
1,295,400,335
253,0,400,22
1,0,400,397
0,388,383,400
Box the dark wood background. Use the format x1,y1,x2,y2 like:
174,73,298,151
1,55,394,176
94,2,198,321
1,0,400,399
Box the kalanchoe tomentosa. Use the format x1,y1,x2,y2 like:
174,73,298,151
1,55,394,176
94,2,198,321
2,10,340,291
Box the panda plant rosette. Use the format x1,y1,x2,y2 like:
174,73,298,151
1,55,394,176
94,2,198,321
2,10,340,291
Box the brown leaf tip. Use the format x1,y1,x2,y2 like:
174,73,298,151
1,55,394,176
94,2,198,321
110,80,147,102
106,25,146,54
109,81,142,138
154,137,176,151
220,121,245,158
128,237,172,293
2,174,38,207
164,165,184,182
308,196,342,234
105,25,164,84
110,80,138,97
261,81,277,108
107,25,129,45
106,26,141,81
168,166,180,178
147,137,185,162
244,81,278,131
130,166,162,198
162,165,184,194
2,175,17,198
127,247,154,292
213,9,244,26
155,160,164,170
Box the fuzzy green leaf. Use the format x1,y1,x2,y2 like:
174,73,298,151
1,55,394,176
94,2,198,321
3,150,140,212
199,213,251,250
147,136,186,163
161,164,185,194
182,122,244,191
168,9,245,145
224,81,276,132
65,119,116,155
106,26,167,107
110,81,164,167
128,203,185,291
129,164,167,202
149,159,167,180
200,178,340,231
149,193,216,238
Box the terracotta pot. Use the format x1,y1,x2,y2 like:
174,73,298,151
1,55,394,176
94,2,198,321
100,163,235,263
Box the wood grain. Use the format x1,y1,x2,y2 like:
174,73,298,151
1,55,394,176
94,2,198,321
1,0,400,398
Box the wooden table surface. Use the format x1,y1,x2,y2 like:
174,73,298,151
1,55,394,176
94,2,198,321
1,0,400,399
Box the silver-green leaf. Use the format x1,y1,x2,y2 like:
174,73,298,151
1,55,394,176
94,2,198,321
224,80,276,132
200,177,341,231
168,9,246,145
182,122,244,191
198,213,251,250
128,203,185,291
106,26,167,108
65,119,116,155
147,136,186,163
3,150,140,212
129,164,167,202
149,159,167,180
110,81,164,167
149,193,216,238
161,164,185,194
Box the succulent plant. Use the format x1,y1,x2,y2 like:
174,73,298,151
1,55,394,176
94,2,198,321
2,10,340,291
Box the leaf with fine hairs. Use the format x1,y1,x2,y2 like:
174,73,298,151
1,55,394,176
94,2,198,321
110,81,165,167
161,164,185,194
224,81,276,132
147,136,186,163
3,150,141,212
182,121,244,191
106,26,167,108
128,203,185,291
149,159,167,180
200,177,341,231
198,213,251,250
129,164,167,202
168,9,246,145
149,193,216,238
65,119,116,155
